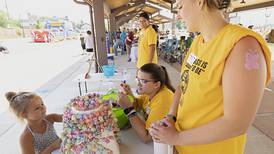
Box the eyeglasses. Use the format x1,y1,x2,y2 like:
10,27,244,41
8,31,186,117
135,76,155,85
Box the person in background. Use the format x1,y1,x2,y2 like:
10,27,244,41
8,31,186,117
149,0,271,154
179,36,186,52
126,30,134,62
118,63,174,143
120,28,127,54
130,29,139,63
5,91,63,154
113,29,124,56
106,31,111,54
116,29,121,41
84,30,94,53
79,33,85,55
186,32,194,50
137,12,158,69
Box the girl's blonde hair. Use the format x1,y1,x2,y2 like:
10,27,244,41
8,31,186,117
5,91,37,120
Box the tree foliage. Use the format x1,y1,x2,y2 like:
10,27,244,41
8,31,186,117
0,10,8,28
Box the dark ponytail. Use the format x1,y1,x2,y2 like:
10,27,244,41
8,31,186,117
160,66,175,92
140,63,175,92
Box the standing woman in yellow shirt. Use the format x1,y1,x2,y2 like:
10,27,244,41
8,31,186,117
149,0,271,154
118,63,174,143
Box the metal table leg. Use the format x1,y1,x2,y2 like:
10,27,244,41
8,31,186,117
78,81,82,96
85,81,88,93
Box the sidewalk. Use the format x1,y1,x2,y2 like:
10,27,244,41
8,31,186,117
0,54,273,154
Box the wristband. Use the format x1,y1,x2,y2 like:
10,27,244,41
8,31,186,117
123,106,134,115
127,110,137,118
126,109,136,116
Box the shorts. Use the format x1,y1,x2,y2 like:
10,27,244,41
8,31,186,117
86,48,93,52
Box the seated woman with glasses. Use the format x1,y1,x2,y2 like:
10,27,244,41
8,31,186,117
118,63,175,143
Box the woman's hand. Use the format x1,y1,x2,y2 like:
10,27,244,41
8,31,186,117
149,119,179,145
118,92,132,109
120,82,133,95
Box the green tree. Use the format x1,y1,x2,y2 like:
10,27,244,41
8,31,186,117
8,19,21,28
35,20,43,29
176,20,186,30
0,10,8,28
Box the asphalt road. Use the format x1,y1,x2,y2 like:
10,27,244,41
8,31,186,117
0,38,85,113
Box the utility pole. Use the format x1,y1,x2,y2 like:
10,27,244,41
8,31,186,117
18,14,25,38
4,0,10,19
89,6,99,73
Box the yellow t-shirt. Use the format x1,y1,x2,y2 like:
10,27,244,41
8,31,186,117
137,25,158,68
137,86,174,129
175,24,272,154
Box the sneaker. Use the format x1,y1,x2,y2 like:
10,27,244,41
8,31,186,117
127,58,131,62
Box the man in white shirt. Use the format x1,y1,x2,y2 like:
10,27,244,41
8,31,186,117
84,30,94,52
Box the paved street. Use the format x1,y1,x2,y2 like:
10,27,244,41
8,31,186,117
0,38,85,113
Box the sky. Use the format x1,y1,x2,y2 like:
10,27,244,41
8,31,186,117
0,0,91,23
